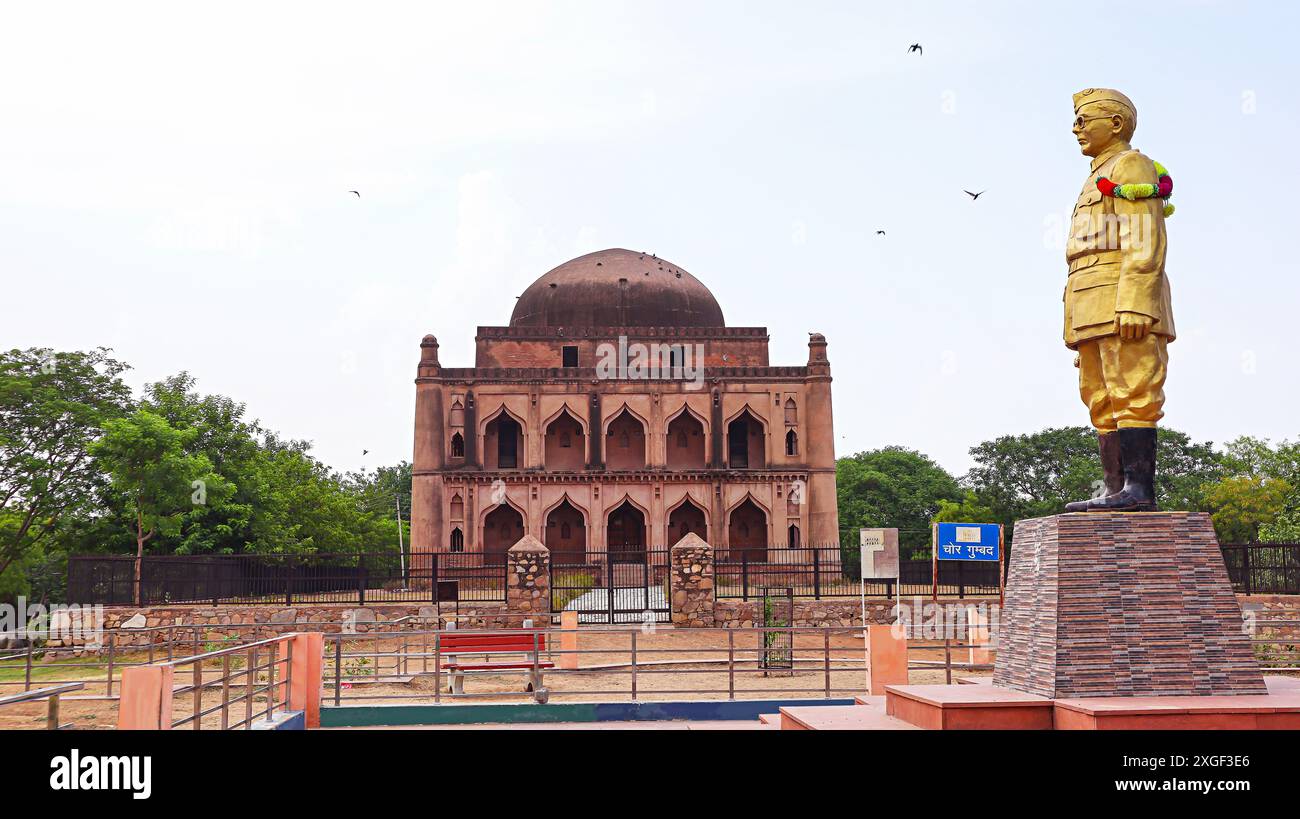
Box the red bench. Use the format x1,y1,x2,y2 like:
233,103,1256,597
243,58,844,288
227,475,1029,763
440,632,553,694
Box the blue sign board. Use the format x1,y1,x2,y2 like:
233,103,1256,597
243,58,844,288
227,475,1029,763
935,522,1001,561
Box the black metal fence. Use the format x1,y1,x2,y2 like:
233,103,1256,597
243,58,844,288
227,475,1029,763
1221,543,1300,595
551,548,673,624
715,544,1002,600
66,552,508,606
67,541,1300,607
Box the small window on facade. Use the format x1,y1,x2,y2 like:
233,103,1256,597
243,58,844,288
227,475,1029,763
785,429,798,456
451,432,465,458
784,398,797,425
450,528,464,552
562,346,578,368
788,524,800,547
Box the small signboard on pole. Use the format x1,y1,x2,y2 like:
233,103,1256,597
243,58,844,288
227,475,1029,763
859,528,900,689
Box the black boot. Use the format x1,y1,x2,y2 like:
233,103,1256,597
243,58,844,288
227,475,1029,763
1087,427,1158,512
1065,431,1124,512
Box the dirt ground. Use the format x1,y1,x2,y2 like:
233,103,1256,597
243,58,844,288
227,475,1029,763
0,627,992,729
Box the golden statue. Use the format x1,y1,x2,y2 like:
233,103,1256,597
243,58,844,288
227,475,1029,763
1063,88,1175,513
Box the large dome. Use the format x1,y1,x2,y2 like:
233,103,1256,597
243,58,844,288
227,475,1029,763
509,248,725,328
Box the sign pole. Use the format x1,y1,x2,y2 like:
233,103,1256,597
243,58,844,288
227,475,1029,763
998,524,1006,610
931,523,938,606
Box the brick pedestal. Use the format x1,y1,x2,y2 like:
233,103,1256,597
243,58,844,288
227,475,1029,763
993,512,1265,698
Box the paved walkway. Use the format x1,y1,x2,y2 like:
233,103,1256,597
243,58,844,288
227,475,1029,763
335,720,765,730
563,586,668,624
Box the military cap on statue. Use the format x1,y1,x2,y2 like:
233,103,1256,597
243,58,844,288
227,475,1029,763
1073,87,1137,118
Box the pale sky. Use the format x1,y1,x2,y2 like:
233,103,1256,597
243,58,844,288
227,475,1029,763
3,1,1297,478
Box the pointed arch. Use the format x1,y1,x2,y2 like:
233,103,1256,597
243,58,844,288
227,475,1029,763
544,494,588,564
726,494,769,563
725,405,767,469
480,405,526,470
785,428,798,456
667,494,710,546
605,495,648,563
481,496,526,558
665,403,708,470
544,405,587,470
784,397,797,425
603,404,647,471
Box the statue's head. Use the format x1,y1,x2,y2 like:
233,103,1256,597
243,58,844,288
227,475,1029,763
1072,88,1137,158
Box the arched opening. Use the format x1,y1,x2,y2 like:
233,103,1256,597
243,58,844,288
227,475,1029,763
727,409,766,469
544,409,585,471
666,410,706,469
668,498,708,545
484,412,523,470
450,494,464,521
482,504,524,557
605,408,646,471
787,523,800,548
784,398,797,425
727,498,768,563
449,400,465,428
449,527,464,553
785,429,798,456
545,499,587,564
450,432,464,459
606,500,646,563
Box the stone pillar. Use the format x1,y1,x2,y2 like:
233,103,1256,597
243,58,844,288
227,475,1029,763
670,533,715,628
506,535,551,627
803,333,840,545
410,334,443,589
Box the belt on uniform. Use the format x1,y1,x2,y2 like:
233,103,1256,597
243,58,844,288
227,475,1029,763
1067,251,1123,273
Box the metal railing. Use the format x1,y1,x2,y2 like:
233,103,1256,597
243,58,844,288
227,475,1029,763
66,551,507,606
0,682,85,729
714,545,1002,599
1222,543,1300,595
162,634,294,729
320,624,1007,705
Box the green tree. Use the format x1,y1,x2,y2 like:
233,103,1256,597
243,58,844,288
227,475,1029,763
90,410,228,603
1201,476,1292,544
836,447,961,553
933,491,998,525
962,426,1100,529
0,348,133,584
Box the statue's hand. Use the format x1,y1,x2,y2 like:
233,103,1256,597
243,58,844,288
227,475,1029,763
1116,311,1154,340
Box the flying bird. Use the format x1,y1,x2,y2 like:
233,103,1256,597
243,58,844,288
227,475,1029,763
964,190,985,201
908,43,922,55
348,190,360,198
876,230,886,236
362,449,368,456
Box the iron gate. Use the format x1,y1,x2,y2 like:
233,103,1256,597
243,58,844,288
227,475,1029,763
551,549,671,624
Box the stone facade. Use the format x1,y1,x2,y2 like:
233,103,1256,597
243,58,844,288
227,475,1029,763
993,512,1267,698
714,599,897,628
409,249,841,586
669,534,715,627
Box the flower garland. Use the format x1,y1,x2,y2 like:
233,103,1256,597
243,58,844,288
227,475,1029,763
1096,161,1175,217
